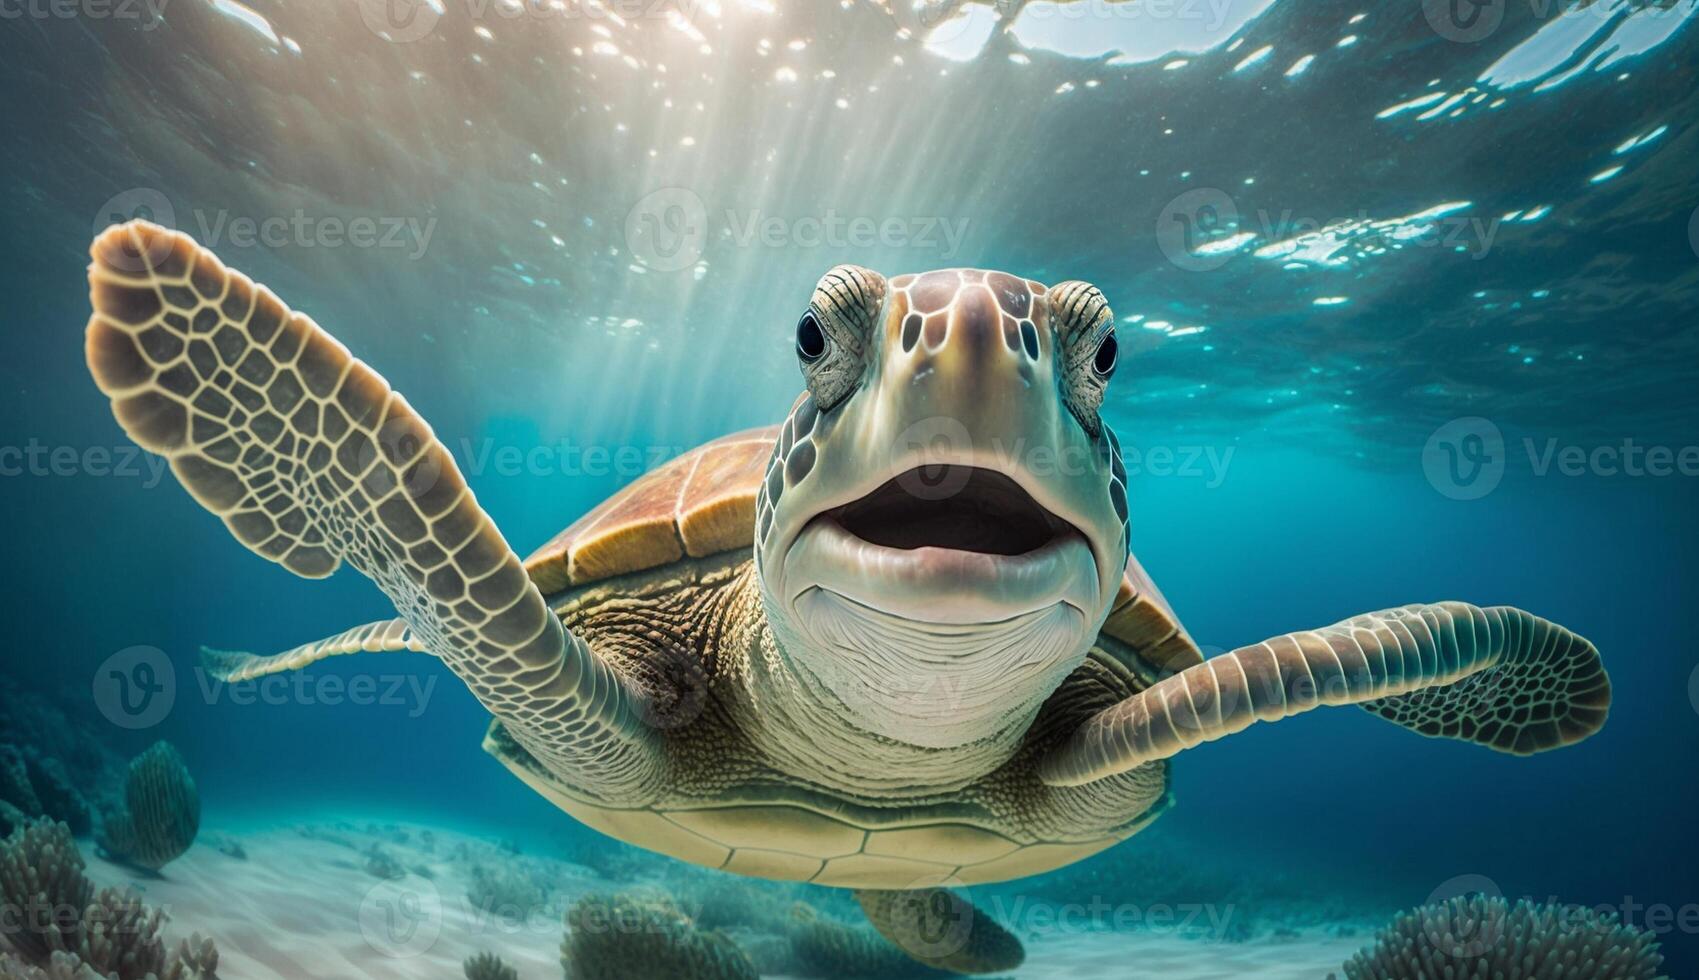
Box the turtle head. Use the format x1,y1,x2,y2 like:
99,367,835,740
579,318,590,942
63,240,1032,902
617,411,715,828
754,266,1130,750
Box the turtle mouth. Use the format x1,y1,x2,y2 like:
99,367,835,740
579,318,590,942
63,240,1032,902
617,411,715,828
784,466,1099,625
825,466,1071,556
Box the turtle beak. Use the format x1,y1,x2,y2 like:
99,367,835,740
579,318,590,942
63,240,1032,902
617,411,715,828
784,465,1099,625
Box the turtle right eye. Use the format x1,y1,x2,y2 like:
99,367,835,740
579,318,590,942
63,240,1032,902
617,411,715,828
796,311,827,362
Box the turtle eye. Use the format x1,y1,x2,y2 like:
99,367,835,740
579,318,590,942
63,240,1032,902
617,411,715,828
796,310,827,363
1047,279,1115,437
1092,332,1118,378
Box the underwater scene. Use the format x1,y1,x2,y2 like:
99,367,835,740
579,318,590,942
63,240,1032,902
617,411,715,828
3,0,1699,977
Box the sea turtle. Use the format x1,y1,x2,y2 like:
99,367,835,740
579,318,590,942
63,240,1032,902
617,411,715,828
83,221,1612,974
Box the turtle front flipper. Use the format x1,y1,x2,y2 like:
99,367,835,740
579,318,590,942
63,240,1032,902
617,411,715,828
854,888,1024,976
85,220,665,806
1039,602,1610,787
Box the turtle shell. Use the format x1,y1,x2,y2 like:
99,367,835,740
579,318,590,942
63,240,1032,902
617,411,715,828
522,425,1202,675
523,426,780,594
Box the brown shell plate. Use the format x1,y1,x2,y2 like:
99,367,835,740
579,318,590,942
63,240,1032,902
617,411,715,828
523,426,780,594
522,424,1203,673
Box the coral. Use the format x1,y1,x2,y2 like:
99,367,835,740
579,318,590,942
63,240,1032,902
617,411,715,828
0,820,218,980
679,878,795,933
787,904,948,980
99,743,199,873
1338,896,1666,980
0,950,94,980
463,951,518,980
0,821,93,964
0,803,28,841
0,749,92,840
20,757,91,838
467,862,551,924
0,748,43,818
561,893,756,980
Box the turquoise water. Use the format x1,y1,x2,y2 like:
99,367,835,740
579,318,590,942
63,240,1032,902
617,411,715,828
2,0,1698,976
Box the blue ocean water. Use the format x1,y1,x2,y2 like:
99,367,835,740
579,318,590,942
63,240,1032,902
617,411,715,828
2,0,1697,976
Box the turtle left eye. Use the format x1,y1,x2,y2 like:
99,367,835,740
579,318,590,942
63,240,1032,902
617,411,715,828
1092,332,1118,379
796,311,827,362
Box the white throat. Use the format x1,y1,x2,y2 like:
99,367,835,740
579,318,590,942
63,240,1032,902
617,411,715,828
773,587,1090,749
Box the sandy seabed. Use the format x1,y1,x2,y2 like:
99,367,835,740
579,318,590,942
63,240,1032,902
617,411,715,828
84,819,1368,980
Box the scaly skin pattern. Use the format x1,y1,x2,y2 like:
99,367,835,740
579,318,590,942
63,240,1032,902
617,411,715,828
521,555,1171,852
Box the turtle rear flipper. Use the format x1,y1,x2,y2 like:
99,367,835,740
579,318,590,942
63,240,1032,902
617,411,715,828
854,888,1024,976
1039,602,1610,787
86,220,665,806
201,619,422,682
